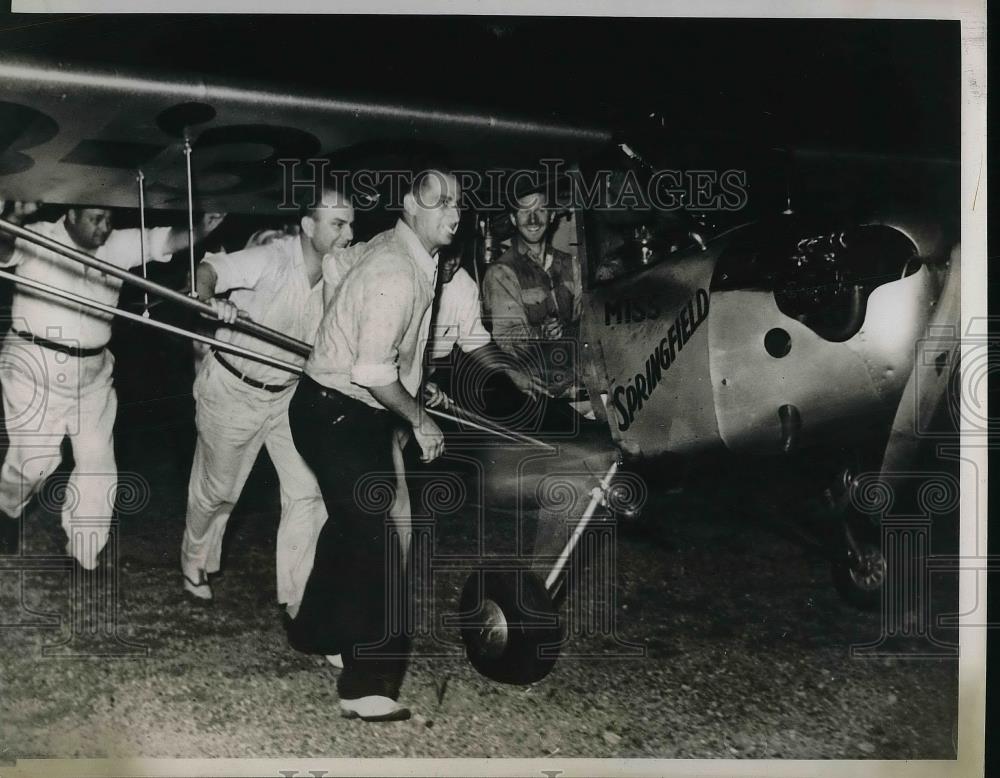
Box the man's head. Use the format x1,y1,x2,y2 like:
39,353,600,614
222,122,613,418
510,190,551,249
300,189,354,256
403,169,461,256
65,207,114,251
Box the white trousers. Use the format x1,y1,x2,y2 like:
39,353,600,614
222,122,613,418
0,333,118,570
181,354,326,608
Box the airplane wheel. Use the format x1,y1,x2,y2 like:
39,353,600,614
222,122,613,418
459,569,562,685
831,540,886,611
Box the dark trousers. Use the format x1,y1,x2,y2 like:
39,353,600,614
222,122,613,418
287,375,409,700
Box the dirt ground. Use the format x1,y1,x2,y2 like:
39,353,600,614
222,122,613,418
0,415,961,765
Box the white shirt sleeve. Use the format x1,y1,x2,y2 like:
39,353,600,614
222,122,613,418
201,244,274,293
101,226,173,270
350,263,414,388
0,220,59,268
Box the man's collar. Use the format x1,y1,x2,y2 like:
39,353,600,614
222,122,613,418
394,219,438,282
292,233,308,269
513,235,549,265
292,234,325,288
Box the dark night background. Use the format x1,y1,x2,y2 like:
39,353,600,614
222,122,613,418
0,7,990,766
0,14,961,159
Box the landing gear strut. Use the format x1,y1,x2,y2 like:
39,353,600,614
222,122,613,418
828,464,886,611
458,461,620,684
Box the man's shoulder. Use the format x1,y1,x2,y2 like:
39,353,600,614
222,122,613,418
493,244,521,267
20,219,62,243
485,250,519,277
210,235,289,264
13,219,69,262
337,232,413,291
355,229,413,272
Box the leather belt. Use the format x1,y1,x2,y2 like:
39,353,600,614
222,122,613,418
12,329,105,358
212,350,295,393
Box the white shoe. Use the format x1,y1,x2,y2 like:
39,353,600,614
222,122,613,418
182,567,212,600
325,654,343,670
339,695,411,722
65,538,100,571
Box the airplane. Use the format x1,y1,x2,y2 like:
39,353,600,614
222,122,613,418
0,52,961,686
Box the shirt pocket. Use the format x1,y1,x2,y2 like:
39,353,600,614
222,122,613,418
521,287,550,306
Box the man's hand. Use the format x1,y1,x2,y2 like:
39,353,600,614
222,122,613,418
1,200,42,226
205,297,244,324
541,315,563,340
367,380,446,463
422,381,452,410
200,213,226,234
509,367,552,400
412,415,445,463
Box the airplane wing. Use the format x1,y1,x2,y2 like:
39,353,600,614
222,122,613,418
0,54,610,215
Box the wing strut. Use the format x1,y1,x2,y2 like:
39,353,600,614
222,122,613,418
0,267,303,375
0,216,311,358
0,253,544,453
136,169,150,317
183,138,198,299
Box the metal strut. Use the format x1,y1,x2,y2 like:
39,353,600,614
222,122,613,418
183,138,197,299
0,218,561,454
545,459,620,591
0,265,540,451
0,268,304,374
0,217,311,358
136,169,150,317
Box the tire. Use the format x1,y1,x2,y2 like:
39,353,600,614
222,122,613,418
458,569,562,685
831,539,886,611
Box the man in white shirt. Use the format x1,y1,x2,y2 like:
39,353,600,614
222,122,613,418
0,201,223,568
181,191,354,615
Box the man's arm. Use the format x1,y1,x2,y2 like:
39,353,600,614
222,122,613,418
193,257,243,325
0,201,41,267
162,213,226,256
351,263,444,463
467,342,550,399
106,212,226,271
194,261,220,300
368,381,444,463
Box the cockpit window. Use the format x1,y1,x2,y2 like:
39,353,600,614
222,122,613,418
576,147,719,287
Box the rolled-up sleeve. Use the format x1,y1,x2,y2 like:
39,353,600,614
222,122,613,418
350,268,414,388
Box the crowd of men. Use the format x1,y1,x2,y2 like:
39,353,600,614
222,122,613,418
0,171,582,722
